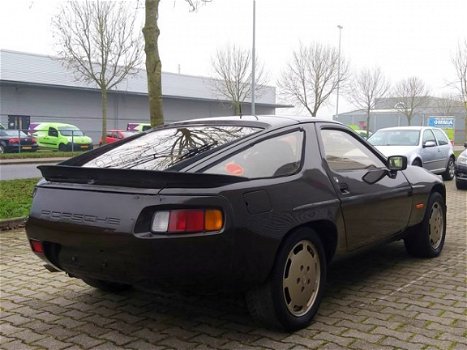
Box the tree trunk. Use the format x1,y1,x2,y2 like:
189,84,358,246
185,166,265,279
143,0,164,127
101,87,108,145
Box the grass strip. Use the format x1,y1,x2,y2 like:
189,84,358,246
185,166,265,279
0,178,40,219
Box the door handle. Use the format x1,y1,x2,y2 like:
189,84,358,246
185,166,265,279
339,182,350,195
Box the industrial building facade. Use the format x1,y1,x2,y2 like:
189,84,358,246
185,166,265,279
0,50,287,143
335,97,466,144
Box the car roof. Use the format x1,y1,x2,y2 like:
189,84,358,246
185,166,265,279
35,122,79,129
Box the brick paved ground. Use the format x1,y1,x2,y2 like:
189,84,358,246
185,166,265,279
1,181,466,349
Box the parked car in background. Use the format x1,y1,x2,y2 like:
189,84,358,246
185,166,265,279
0,129,38,153
99,129,138,145
127,122,151,132
368,126,455,180
26,116,447,331
32,122,93,152
455,142,467,190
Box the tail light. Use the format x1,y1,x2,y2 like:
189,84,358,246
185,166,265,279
8,137,20,144
151,209,223,234
29,239,44,254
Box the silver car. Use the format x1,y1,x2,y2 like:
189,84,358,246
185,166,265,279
368,126,455,180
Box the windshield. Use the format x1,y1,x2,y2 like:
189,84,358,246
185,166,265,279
59,126,84,136
83,125,261,171
368,130,420,146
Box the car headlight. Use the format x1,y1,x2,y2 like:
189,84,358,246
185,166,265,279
458,155,467,165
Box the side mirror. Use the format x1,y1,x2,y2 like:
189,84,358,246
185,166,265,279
423,140,436,148
387,155,407,171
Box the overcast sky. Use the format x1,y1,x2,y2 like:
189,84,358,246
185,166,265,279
1,0,466,117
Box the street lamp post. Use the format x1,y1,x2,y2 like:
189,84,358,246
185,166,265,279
251,0,256,116
335,25,343,120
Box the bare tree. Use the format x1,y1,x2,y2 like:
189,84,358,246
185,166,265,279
278,42,349,117
211,44,267,115
52,0,143,145
348,67,390,136
393,77,430,126
433,94,462,116
452,39,467,140
143,0,211,127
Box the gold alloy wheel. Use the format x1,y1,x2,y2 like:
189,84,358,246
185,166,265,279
283,240,320,317
429,201,444,250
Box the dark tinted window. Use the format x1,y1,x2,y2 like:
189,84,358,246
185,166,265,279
84,125,261,171
203,131,303,178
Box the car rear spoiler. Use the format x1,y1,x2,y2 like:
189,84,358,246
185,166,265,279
38,165,248,189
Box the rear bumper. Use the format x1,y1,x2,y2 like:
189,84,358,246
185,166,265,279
26,216,240,291
4,144,38,152
66,143,93,151
455,163,467,182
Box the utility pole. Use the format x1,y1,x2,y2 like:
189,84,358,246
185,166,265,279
335,25,343,120
251,0,256,115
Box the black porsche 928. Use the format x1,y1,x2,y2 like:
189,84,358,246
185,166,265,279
26,116,446,331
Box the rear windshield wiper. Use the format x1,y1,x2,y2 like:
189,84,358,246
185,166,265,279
178,142,218,161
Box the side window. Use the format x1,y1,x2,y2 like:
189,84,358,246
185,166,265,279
48,127,58,137
203,131,304,178
321,129,385,171
432,129,449,145
422,130,436,144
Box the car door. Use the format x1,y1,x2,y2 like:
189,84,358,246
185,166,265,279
317,125,412,250
432,128,451,171
420,129,439,171
41,127,59,148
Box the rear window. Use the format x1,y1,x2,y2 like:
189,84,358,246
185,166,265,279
203,130,304,178
84,125,261,170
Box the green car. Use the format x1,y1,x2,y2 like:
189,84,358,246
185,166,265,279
32,122,93,151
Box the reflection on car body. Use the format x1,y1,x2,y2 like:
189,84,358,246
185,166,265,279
26,115,447,331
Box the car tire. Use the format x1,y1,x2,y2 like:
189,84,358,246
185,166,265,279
412,159,422,167
58,143,67,152
0,144,5,154
442,157,455,181
404,192,446,258
81,277,131,293
245,228,326,331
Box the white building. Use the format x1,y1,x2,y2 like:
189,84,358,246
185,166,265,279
0,50,289,143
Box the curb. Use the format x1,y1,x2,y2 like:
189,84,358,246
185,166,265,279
0,157,69,165
0,217,27,231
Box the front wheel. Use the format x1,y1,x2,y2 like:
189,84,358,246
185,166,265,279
0,144,5,154
404,192,446,258
442,157,455,181
246,228,326,331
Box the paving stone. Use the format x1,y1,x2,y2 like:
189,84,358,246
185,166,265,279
0,182,465,350
33,336,73,350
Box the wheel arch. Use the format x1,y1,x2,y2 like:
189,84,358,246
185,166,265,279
412,157,422,166
279,220,338,265
430,183,446,203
